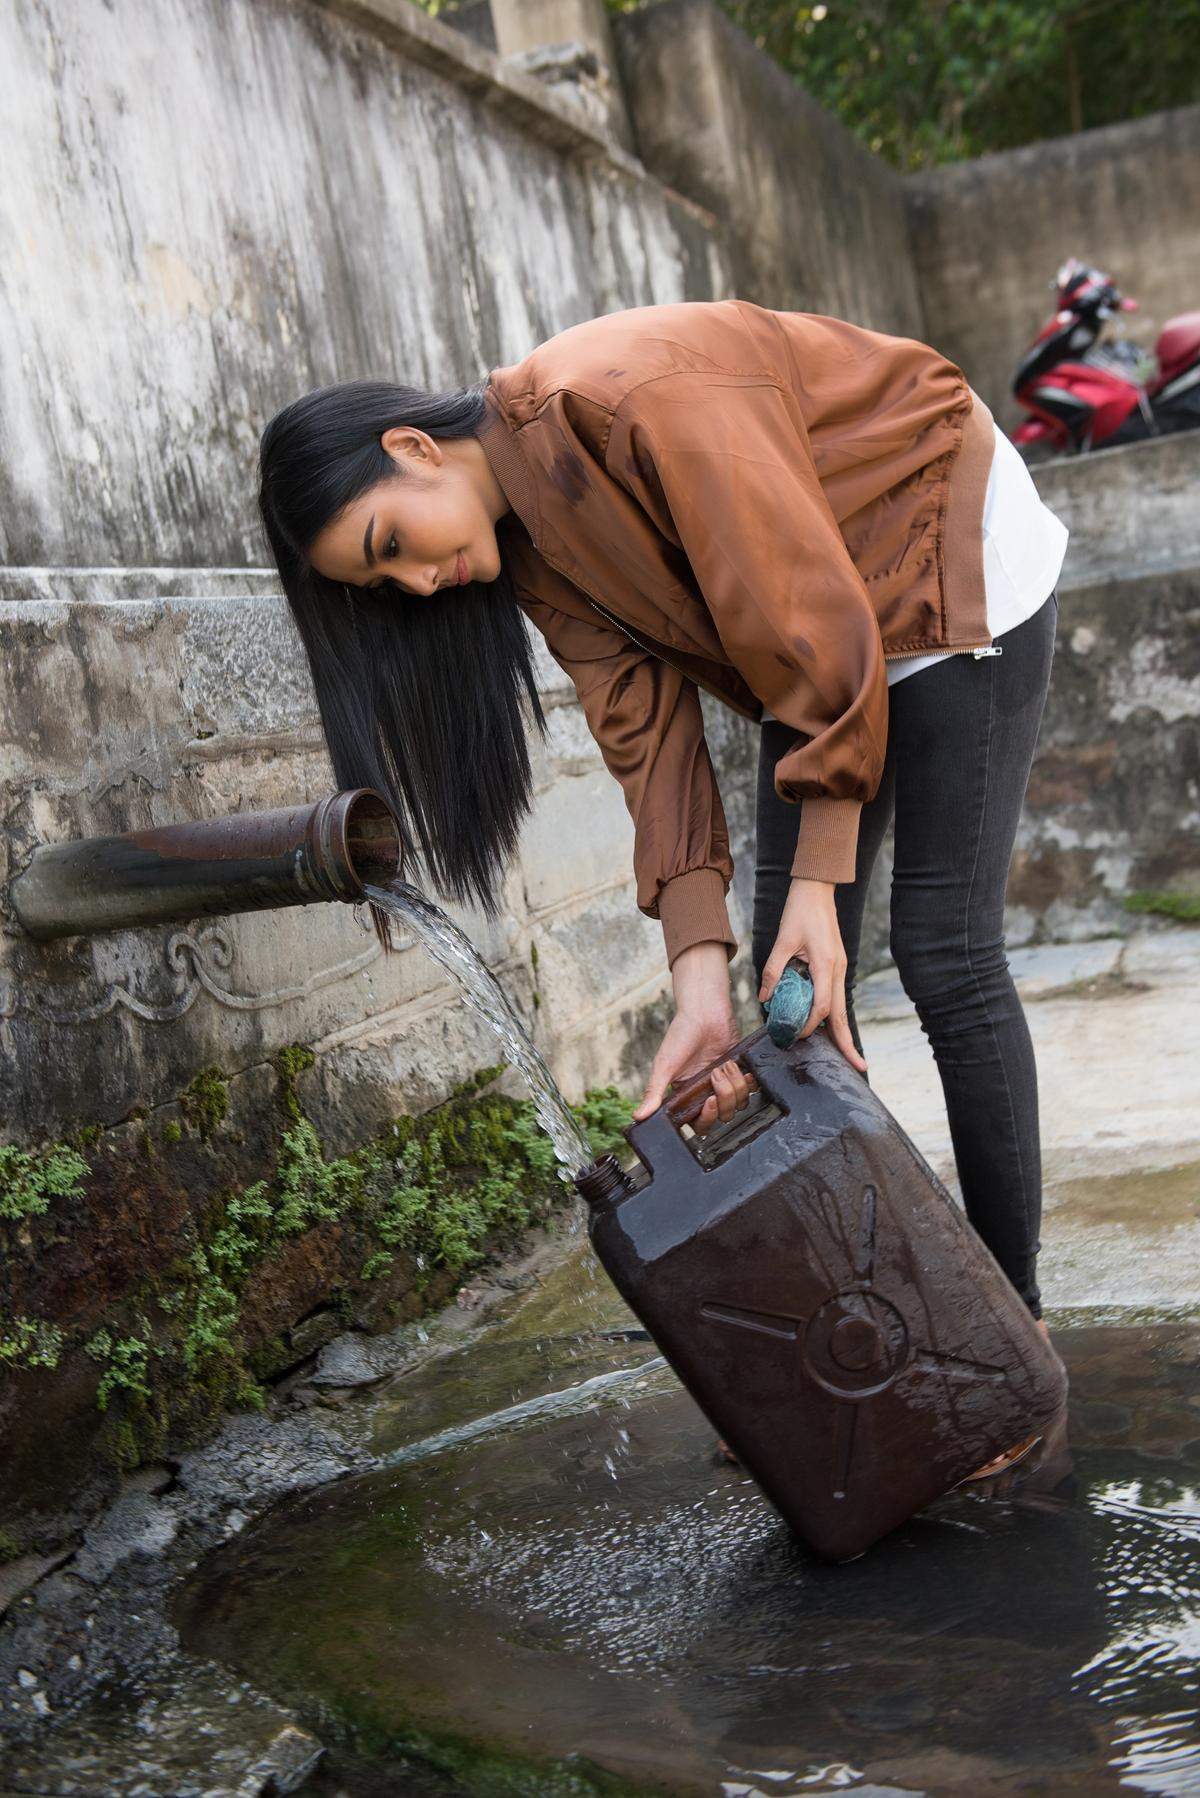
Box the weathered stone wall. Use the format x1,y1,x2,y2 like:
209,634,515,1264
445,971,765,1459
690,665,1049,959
0,0,741,1153
908,105,1200,428
0,580,691,1143
0,0,725,572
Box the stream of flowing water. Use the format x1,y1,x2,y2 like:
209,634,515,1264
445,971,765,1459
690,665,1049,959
365,880,596,1179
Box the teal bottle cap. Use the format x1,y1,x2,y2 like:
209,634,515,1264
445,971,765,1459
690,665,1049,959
762,960,815,1049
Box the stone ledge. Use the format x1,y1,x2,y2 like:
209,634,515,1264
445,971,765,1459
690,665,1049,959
0,567,282,604
1033,430,1200,592
319,0,646,173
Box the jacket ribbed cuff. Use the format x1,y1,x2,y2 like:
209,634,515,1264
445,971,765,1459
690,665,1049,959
656,868,737,969
790,797,862,885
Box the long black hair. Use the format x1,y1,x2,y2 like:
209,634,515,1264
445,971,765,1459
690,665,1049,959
258,379,545,923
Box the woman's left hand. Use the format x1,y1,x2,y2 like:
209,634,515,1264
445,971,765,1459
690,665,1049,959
761,877,868,1074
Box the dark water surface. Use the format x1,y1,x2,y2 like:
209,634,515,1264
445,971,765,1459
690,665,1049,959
176,1322,1200,1797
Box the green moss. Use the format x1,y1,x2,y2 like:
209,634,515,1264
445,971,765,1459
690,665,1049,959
99,1415,143,1476
0,1528,22,1565
1124,889,1200,924
449,1064,506,1100
161,1119,183,1146
179,1066,229,1140
0,1316,65,1371
277,1044,316,1122
0,1142,88,1222
317,1711,657,1798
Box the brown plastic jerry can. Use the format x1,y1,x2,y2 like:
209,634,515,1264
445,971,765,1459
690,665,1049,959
575,1025,1068,1561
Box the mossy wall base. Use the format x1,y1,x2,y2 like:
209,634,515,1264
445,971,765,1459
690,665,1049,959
0,1050,632,1547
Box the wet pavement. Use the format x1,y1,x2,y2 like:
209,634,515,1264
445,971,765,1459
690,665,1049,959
175,1317,1200,1798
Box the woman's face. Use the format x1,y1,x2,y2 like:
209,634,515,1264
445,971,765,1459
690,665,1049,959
308,426,505,597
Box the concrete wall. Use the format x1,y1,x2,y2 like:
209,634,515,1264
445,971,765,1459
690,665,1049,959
908,105,1200,428
614,0,925,334
0,0,724,573
1010,434,1200,940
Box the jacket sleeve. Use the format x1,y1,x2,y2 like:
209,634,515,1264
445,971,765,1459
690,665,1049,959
514,579,737,968
610,374,889,883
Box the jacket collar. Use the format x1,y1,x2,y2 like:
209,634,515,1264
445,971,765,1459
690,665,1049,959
475,383,540,541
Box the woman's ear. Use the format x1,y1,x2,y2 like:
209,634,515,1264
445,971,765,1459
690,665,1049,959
380,425,443,470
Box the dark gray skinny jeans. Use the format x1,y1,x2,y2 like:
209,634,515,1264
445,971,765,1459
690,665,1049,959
752,594,1059,1318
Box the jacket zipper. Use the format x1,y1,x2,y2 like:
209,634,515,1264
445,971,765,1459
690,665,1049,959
885,645,1003,660
580,591,672,664
588,585,1003,668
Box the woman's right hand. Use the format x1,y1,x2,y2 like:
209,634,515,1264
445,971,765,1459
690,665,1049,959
633,941,755,1133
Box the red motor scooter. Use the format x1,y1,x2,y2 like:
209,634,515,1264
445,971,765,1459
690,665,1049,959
1012,258,1200,459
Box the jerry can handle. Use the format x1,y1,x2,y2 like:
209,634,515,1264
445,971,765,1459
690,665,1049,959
665,960,814,1128
666,1025,770,1128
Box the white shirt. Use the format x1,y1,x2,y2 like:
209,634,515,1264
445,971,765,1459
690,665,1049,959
886,422,1069,686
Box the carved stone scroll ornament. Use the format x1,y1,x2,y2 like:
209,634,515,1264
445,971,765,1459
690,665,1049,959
0,920,384,1026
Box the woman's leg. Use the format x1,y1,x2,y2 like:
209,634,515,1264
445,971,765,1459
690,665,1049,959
886,596,1058,1316
753,718,897,1060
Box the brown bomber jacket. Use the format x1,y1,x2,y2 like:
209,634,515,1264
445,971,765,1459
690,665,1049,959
474,299,996,967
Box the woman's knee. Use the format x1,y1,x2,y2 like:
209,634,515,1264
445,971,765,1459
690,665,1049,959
889,920,1010,1013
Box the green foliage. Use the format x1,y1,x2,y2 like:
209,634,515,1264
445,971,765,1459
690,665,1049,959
0,1142,88,1222
0,1529,22,1565
572,1085,634,1157
271,1119,360,1235
1123,889,1200,924
161,1120,183,1146
0,1317,65,1371
366,1087,567,1281
179,1066,229,1140
604,0,1200,170
86,1328,154,1411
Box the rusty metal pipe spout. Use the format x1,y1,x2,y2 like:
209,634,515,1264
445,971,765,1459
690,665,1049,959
10,789,402,942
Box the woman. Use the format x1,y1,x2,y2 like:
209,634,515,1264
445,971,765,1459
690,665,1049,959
258,299,1066,1356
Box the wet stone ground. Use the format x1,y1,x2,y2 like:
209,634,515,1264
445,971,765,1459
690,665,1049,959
2,927,1199,1797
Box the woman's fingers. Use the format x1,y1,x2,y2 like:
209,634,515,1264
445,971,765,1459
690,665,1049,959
792,958,866,1071
634,1050,674,1120
694,1060,758,1135
828,1002,869,1075
758,952,790,1006
797,956,841,1040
